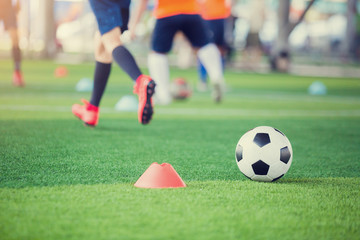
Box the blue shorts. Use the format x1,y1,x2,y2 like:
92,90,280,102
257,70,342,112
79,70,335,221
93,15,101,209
151,14,210,53
204,19,226,47
89,0,130,35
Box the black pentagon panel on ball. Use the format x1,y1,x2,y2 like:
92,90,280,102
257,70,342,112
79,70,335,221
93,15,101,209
253,133,271,147
235,144,243,162
272,174,284,182
252,160,270,175
280,146,291,164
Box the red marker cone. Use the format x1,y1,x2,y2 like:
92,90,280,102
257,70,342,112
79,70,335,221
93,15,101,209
54,66,68,78
134,162,186,188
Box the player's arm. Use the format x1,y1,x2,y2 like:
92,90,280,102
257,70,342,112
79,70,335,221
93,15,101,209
129,0,149,39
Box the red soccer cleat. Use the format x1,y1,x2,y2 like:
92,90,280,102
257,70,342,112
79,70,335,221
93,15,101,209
133,75,156,125
12,70,25,87
72,99,99,127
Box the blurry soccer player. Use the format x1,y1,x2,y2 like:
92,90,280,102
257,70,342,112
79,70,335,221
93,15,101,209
197,0,231,92
72,0,156,127
0,0,24,87
131,0,225,104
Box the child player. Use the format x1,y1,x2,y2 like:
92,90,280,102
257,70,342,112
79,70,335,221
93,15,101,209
0,0,25,87
72,0,156,127
131,0,226,104
197,0,231,92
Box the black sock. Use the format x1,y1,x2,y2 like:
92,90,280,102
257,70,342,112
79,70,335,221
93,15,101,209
112,46,142,81
12,46,21,71
90,61,112,107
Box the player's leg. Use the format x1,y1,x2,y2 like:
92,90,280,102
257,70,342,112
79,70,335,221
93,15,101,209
182,15,225,102
148,51,171,105
197,58,208,92
148,16,178,105
101,28,156,124
101,27,142,81
91,31,112,108
196,19,210,91
210,19,227,72
72,32,112,127
3,5,24,87
197,19,227,92
80,0,155,125
197,44,224,103
8,28,20,70
99,6,156,124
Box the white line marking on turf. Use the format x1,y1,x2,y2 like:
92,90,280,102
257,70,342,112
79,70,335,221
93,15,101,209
156,108,360,117
1,105,360,117
2,92,360,104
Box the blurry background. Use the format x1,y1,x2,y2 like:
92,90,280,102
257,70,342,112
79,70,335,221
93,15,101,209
0,0,359,77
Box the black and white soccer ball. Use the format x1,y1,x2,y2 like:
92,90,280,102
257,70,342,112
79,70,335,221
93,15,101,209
235,126,293,182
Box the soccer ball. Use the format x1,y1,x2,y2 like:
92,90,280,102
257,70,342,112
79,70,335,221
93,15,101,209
170,77,192,100
235,126,293,182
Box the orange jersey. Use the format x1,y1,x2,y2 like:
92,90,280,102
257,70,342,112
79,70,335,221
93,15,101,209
199,0,231,20
153,0,200,19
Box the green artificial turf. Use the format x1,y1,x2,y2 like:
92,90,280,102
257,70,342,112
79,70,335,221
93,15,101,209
0,60,359,240
1,179,359,240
